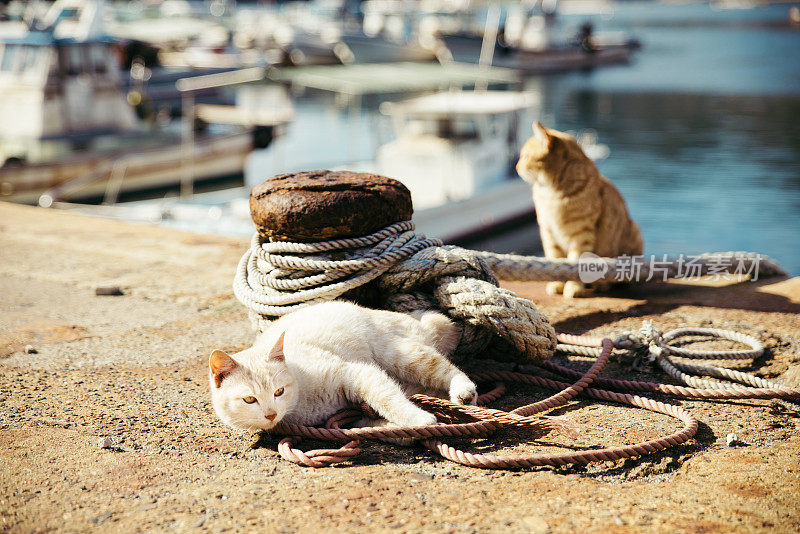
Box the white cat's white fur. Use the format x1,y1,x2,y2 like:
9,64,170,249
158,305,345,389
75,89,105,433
209,301,478,432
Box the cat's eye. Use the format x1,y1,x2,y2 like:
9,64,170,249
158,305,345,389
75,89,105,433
273,387,284,397
243,396,257,404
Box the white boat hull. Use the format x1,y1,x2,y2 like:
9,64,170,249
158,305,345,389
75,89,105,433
0,132,253,204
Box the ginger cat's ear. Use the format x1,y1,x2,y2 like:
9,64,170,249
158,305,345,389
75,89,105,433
533,121,561,150
268,332,285,363
210,350,237,388
533,121,557,150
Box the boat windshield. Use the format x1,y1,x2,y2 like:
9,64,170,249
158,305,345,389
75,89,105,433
403,113,510,142
436,118,479,140
59,43,112,76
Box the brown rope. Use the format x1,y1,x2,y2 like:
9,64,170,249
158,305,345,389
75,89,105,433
277,409,363,467
270,334,799,469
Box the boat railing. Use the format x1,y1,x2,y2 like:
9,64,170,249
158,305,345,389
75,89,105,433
37,154,131,208
102,158,130,205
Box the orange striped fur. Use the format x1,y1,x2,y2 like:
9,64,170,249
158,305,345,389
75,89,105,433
517,123,643,298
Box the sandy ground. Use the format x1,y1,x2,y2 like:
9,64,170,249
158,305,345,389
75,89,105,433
1,202,798,534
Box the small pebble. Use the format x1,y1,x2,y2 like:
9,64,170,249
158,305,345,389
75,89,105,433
726,433,738,447
89,512,113,524
95,286,124,296
24,345,37,354
98,437,116,449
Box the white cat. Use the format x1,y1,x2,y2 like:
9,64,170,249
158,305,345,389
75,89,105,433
209,301,479,432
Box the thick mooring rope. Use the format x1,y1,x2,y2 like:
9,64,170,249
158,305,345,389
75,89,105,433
234,221,557,362
477,250,785,282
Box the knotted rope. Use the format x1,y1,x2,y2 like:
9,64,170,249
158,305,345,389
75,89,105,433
551,322,796,397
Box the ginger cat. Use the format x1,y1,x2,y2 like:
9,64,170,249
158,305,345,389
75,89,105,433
516,122,643,298
209,301,478,433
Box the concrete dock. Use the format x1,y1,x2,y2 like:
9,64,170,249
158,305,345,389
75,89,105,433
1,202,798,533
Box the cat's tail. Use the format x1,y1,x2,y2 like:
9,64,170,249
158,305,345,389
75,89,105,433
412,310,460,357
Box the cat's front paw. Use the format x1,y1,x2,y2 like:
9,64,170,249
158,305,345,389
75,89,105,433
546,281,565,295
449,375,478,405
563,281,585,299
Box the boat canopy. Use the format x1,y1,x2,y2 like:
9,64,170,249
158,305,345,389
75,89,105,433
380,90,539,118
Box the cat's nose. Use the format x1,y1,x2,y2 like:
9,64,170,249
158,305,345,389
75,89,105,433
264,412,277,422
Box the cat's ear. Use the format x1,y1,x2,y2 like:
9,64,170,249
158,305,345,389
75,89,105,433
537,123,561,150
533,122,557,149
268,332,285,363
210,350,237,388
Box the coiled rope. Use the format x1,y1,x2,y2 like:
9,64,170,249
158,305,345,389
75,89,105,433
232,221,797,468
234,221,558,362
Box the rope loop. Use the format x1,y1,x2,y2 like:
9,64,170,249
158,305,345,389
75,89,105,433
558,323,781,392
608,321,765,369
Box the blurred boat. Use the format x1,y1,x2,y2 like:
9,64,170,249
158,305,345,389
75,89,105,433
0,21,292,204
107,0,233,51
422,0,640,73
350,91,538,209
325,90,539,243
276,3,441,67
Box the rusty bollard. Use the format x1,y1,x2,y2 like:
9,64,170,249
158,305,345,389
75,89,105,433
248,169,414,309
249,169,413,242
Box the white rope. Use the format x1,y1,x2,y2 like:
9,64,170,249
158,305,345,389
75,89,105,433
234,222,441,314
477,251,785,282
233,221,556,362
557,321,780,390
233,221,785,364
